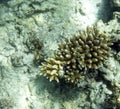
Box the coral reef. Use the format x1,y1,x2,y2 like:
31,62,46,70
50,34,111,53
26,34,44,52
105,83,120,109
40,27,112,84
0,98,14,109
26,35,45,65
111,0,120,7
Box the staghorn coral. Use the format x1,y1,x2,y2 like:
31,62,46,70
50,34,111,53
40,27,112,84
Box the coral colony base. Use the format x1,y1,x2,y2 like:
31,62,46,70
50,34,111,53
40,27,113,85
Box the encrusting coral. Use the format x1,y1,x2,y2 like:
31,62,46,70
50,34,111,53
40,27,112,84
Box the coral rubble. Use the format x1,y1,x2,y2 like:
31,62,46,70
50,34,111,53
40,27,112,84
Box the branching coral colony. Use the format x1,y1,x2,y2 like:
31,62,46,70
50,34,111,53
40,27,113,85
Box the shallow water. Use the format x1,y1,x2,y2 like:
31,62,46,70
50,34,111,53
0,0,120,109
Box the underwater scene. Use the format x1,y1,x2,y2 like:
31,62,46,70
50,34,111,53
0,0,120,109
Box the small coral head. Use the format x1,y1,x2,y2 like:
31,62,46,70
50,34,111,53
40,27,112,85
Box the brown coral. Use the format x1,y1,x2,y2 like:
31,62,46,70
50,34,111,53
40,27,112,84
41,58,64,82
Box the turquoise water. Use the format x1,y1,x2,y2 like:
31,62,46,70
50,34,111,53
0,0,119,109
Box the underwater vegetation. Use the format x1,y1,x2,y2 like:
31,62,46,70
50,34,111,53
40,27,113,85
